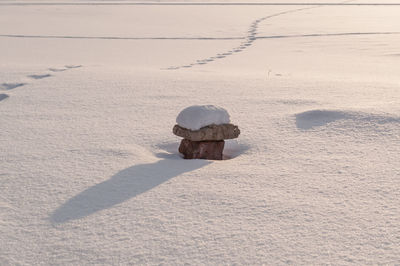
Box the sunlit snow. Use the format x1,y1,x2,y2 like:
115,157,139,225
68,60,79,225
1,0,399,265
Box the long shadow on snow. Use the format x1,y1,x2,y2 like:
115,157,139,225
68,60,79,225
51,155,210,223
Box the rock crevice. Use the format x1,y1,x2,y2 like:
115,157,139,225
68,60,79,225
173,124,240,142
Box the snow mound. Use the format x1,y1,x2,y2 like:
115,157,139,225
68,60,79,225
176,105,230,131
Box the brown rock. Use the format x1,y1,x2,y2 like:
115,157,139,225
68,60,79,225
173,124,240,141
179,139,225,160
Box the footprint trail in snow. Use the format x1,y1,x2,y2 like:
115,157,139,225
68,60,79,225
164,6,317,70
165,0,356,70
0,65,82,103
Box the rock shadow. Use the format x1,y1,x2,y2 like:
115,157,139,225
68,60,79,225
50,156,210,223
296,110,348,130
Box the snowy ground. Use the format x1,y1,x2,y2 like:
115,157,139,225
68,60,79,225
1,1,400,264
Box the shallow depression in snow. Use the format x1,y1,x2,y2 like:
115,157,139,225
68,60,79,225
295,109,400,130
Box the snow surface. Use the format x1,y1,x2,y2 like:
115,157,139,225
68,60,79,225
176,105,231,130
1,1,400,265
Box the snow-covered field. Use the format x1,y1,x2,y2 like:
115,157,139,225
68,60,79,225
1,1,400,264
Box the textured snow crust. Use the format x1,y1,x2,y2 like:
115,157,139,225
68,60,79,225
176,105,230,130
1,2,400,265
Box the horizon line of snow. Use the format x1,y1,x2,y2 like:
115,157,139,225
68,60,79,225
1,32,400,41
2,2,400,6
0,34,244,40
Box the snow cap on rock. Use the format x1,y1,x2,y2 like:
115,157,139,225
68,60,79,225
176,105,231,131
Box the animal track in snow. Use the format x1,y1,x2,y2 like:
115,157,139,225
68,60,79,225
164,6,315,70
49,65,82,72
0,94,9,102
1,65,82,102
0,83,26,90
164,1,358,70
48,67,67,72
65,65,82,69
28,74,52,80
